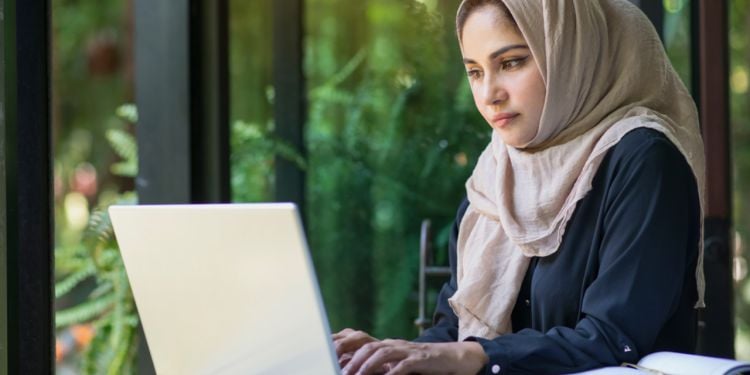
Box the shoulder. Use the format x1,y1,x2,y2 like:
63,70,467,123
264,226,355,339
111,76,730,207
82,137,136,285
606,127,691,177
610,127,681,160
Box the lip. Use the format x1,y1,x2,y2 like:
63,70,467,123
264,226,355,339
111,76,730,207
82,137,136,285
491,113,519,128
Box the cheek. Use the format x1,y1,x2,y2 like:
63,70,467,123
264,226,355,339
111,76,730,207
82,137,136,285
516,74,545,116
527,73,546,113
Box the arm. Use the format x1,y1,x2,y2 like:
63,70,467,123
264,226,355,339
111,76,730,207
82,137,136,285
470,135,701,374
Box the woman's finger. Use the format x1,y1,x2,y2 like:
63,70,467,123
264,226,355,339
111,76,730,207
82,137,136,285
338,352,353,368
342,340,408,375
331,328,355,340
341,341,380,375
334,330,377,357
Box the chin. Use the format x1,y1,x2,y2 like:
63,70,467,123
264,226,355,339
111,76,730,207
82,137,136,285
493,129,528,148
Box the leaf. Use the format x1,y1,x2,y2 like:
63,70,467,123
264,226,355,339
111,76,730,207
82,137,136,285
318,48,367,89
105,128,138,165
107,323,136,375
83,209,114,249
56,295,116,328
89,280,114,299
115,104,138,123
82,322,110,375
55,262,96,299
55,245,90,273
110,161,138,178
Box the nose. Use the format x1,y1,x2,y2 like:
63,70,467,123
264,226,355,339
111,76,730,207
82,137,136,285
482,74,509,107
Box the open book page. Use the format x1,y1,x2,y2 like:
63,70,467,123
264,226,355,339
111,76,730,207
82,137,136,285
635,352,750,375
568,367,642,374
568,352,750,375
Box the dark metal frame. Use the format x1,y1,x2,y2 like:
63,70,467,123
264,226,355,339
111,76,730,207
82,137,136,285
2,0,54,373
191,0,231,203
272,0,307,215
1,1,7,372
134,0,230,372
134,0,230,205
694,0,734,358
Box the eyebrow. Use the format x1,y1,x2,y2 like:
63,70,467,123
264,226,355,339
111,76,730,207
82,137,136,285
462,44,529,64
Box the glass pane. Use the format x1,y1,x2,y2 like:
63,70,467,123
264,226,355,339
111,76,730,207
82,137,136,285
730,0,750,361
52,0,138,373
229,0,275,203
305,0,487,338
663,0,692,91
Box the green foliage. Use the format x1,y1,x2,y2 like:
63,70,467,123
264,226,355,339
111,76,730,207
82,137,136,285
55,105,139,374
52,0,129,181
231,119,307,202
55,263,97,299
105,129,137,177
302,0,491,339
56,294,117,328
227,0,277,201
663,2,692,91
230,0,486,339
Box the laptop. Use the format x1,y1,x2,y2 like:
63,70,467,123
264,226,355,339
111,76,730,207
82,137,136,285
109,203,341,374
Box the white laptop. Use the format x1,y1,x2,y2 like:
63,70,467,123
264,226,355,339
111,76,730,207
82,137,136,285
109,203,341,374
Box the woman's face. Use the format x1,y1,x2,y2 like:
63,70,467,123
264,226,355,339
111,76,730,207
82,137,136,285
460,6,546,148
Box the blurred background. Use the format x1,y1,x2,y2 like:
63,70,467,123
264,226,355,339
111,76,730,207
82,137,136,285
49,0,750,373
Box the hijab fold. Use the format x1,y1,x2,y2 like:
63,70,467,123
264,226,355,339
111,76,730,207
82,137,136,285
448,0,706,341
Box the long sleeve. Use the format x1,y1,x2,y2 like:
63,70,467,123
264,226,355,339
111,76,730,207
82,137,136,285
470,132,701,374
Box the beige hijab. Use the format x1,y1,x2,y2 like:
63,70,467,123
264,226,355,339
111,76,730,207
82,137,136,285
448,0,706,341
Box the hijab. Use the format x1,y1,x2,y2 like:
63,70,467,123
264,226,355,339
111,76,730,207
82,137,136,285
448,0,706,340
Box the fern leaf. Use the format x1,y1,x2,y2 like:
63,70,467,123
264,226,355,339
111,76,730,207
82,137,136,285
56,295,115,328
83,209,114,249
90,279,113,299
55,262,96,299
115,104,138,123
124,314,139,327
54,245,91,273
82,322,110,375
105,129,138,163
107,269,128,348
115,191,138,205
320,48,367,89
110,161,138,178
107,324,136,375
94,341,117,375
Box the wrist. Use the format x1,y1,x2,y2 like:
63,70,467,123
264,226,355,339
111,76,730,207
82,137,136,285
455,341,488,373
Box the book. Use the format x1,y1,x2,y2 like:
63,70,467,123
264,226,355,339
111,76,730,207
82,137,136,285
570,352,750,375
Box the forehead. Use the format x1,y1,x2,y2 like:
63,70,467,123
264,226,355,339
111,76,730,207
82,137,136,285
460,6,524,56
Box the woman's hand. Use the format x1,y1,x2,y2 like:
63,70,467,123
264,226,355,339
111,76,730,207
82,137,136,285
341,340,488,375
332,328,380,368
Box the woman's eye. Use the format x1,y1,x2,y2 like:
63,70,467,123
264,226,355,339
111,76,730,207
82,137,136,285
466,70,481,79
501,56,529,71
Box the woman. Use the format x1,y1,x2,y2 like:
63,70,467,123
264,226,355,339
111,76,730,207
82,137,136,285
334,0,706,374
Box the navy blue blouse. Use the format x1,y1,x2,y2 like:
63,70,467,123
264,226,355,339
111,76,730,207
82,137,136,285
414,128,701,374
